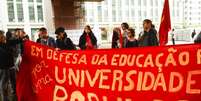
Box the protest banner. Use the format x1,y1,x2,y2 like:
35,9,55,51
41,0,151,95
17,41,201,101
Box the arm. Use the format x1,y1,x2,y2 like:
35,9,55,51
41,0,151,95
78,35,86,50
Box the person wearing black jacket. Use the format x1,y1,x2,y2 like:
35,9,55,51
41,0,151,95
0,30,14,101
79,25,97,50
194,31,201,43
55,27,76,50
138,19,159,47
5,29,28,100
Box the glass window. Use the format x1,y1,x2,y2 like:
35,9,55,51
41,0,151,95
118,9,122,21
28,0,34,2
155,0,158,6
126,9,129,16
31,28,39,41
104,9,108,22
138,10,141,16
17,3,24,22
37,0,42,3
29,5,35,22
7,3,15,22
138,0,141,5
117,0,121,7
155,9,158,16
151,8,153,16
89,17,94,22
131,9,135,18
150,0,153,6
112,10,116,22
177,10,179,16
125,0,129,5
112,0,116,6
144,11,146,17
143,0,147,6
97,6,102,22
37,5,43,22
131,0,134,5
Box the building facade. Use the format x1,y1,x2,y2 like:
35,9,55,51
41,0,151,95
84,0,201,42
85,0,185,30
184,0,201,28
0,0,54,41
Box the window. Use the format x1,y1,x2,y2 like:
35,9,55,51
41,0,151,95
138,0,141,5
117,0,121,7
7,0,24,22
118,10,122,21
131,9,135,17
125,0,129,5
112,10,116,22
17,3,24,22
155,9,158,16
31,28,39,41
97,6,102,22
150,0,153,6
28,0,34,2
155,0,158,6
37,0,42,3
138,10,141,16
151,8,153,16
143,11,146,18
29,5,35,22
7,1,15,22
131,0,134,5
143,0,147,6
112,0,116,6
104,9,108,22
177,10,179,17
37,5,43,22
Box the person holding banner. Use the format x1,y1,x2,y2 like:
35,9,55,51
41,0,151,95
79,25,97,50
138,19,159,47
55,27,76,50
125,28,138,48
6,29,29,100
37,27,56,48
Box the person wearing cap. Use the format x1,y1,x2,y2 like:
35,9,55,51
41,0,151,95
37,27,56,48
55,27,76,50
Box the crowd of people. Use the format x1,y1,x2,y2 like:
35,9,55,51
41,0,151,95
112,19,159,48
0,29,29,101
0,18,201,101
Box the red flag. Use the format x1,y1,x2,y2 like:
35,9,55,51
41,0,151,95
159,0,171,46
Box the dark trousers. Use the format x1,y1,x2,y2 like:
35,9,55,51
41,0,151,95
172,38,175,45
0,70,9,101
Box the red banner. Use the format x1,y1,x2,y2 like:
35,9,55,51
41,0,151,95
17,41,201,101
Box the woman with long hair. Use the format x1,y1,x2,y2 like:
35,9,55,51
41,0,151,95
79,25,97,50
112,28,121,48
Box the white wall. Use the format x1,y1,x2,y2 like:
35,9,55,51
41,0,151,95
44,0,55,34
